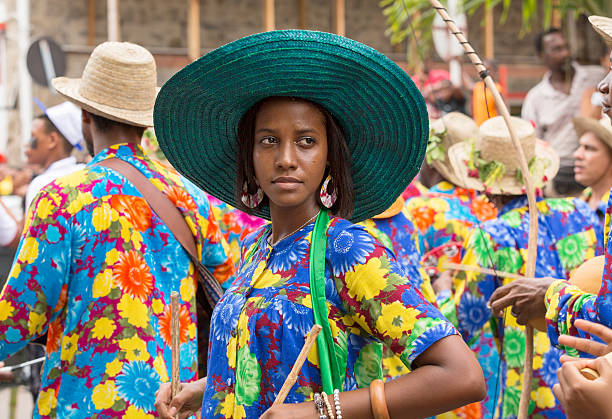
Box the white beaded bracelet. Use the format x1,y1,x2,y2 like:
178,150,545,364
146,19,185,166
333,388,342,419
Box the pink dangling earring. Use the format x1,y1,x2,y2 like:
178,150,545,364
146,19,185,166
241,180,264,208
320,174,337,208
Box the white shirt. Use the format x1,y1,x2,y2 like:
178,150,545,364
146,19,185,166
521,63,606,167
0,201,17,246
25,156,85,210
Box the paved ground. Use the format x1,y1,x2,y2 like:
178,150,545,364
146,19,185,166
0,386,33,419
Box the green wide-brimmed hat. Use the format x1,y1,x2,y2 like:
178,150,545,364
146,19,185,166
154,30,428,222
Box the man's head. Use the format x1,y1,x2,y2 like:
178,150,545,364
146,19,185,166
573,116,612,189
25,115,73,168
535,28,572,73
52,42,157,155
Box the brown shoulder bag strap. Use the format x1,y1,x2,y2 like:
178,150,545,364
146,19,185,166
96,158,224,310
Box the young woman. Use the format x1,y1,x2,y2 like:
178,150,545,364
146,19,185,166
153,30,485,419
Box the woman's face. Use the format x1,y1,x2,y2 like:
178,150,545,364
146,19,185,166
598,51,612,119
252,97,328,213
573,131,612,187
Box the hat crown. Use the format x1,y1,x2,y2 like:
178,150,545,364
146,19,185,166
432,112,478,150
78,42,157,113
478,116,535,170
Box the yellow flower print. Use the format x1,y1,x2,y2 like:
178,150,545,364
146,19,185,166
92,203,115,231
92,380,118,410
375,302,419,339
153,354,169,382
37,388,57,416
237,313,250,348
382,354,409,379
117,294,149,328
151,298,164,315
253,269,283,289
533,387,556,409
106,248,120,266
66,191,95,215
92,269,113,298
119,218,132,242
220,392,246,419
20,237,39,264
122,405,153,419
0,300,14,321
533,355,543,370
344,257,387,301
92,318,116,340
506,368,522,387
58,170,88,188
535,332,550,354
307,342,320,367
227,335,238,369
61,333,79,361
106,359,123,377
36,197,54,219
119,336,149,362
180,276,195,301
28,311,46,335
131,230,143,250
188,323,196,339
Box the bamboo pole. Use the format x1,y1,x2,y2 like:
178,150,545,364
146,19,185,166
263,0,275,32
484,3,494,59
442,263,541,281
107,0,120,41
427,2,539,418
170,292,181,401
333,0,345,37
88,0,96,46
273,325,322,406
188,0,201,61
299,0,307,29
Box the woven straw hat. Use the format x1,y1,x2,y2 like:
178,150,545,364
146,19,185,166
52,42,158,127
573,115,612,150
428,112,478,186
154,30,429,222
448,116,560,195
589,16,612,47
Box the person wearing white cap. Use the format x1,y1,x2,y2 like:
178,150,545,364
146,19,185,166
24,101,85,210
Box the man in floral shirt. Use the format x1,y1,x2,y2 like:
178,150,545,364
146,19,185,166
0,42,234,418
447,116,603,418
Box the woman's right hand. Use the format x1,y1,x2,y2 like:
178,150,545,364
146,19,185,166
154,378,206,419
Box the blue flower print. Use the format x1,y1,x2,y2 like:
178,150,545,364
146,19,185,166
327,225,376,276
269,237,309,273
115,361,158,411
212,292,245,343
276,299,312,334
458,293,491,337
541,347,562,388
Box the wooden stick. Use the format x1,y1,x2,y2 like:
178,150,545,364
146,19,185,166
443,262,530,281
188,0,201,61
427,3,539,418
272,324,322,406
333,0,345,37
263,0,275,32
170,291,180,400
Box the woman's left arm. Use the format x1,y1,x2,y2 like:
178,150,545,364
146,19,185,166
263,335,484,419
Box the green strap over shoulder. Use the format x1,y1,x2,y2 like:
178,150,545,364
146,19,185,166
309,208,342,393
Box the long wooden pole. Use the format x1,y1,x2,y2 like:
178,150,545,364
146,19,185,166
333,0,345,37
299,0,307,29
427,2,538,418
170,292,181,401
263,0,275,32
107,0,120,41
188,0,201,61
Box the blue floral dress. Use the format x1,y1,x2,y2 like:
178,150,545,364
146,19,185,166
202,217,457,418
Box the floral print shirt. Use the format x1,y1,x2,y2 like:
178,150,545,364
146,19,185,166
202,217,457,418
0,143,234,418
454,196,603,418
545,188,612,354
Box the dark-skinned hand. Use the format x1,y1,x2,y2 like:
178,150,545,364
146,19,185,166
558,319,612,358
553,356,612,419
488,277,556,325
154,378,206,419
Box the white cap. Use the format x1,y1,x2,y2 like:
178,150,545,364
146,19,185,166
35,100,84,150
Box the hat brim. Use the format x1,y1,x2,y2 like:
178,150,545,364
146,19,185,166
589,16,612,48
431,158,463,186
573,116,612,150
448,140,560,195
153,30,428,223
52,77,158,128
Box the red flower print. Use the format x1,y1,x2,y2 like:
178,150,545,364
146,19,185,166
471,198,498,222
165,185,198,213
46,319,63,353
113,251,154,300
410,206,436,232
110,195,152,232
159,303,191,345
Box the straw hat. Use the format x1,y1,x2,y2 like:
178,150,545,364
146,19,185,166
573,115,612,150
154,30,429,222
589,16,612,47
428,112,479,186
448,116,560,195
52,42,158,127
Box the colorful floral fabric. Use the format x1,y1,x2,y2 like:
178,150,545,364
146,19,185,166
580,187,609,222
545,188,612,354
454,196,603,418
0,143,234,418
202,217,457,418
